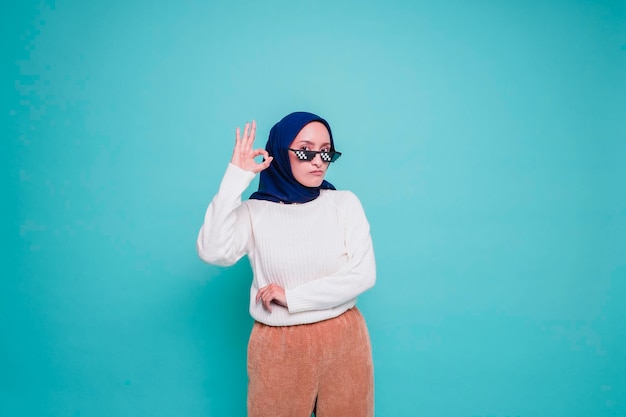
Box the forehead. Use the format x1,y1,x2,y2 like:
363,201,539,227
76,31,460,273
290,121,331,146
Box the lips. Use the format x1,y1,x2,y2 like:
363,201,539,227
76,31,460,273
310,170,324,176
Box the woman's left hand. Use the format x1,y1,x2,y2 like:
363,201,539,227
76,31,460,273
256,283,287,313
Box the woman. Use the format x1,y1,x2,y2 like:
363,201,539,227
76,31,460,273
197,111,376,417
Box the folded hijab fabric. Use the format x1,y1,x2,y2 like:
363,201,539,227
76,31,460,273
249,112,337,204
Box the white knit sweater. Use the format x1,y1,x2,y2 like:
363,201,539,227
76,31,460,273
197,163,376,326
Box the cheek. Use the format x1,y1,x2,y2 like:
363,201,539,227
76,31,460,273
293,165,307,182
288,155,298,176
288,158,297,175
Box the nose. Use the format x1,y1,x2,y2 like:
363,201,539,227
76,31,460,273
311,153,323,166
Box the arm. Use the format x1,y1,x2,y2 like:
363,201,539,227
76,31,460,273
196,163,255,266
196,120,273,266
285,192,376,313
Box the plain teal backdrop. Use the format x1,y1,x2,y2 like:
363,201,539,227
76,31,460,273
3,0,625,416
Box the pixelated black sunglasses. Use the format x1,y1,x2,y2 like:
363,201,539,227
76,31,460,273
288,148,342,163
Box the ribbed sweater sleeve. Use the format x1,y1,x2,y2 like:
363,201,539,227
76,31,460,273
284,192,376,313
196,163,256,266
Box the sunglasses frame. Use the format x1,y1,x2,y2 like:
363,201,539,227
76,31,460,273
288,148,342,163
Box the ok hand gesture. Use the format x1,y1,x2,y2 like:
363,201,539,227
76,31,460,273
231,120,273,173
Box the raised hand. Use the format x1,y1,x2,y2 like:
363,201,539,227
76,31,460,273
231,120,273,173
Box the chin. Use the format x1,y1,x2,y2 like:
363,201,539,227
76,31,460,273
301,179,324,188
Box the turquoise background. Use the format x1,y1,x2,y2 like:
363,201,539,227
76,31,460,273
3,0,625,416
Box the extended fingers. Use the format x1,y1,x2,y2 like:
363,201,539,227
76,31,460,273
250,120,256,144
235,126,242,146
242,120,257,150
241,122,250,149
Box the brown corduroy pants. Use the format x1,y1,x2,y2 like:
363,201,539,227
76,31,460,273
247,307,374,417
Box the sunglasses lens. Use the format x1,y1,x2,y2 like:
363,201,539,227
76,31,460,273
293,150,312,160
326,151,341,162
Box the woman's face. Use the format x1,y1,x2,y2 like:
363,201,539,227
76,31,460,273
288,121,332,188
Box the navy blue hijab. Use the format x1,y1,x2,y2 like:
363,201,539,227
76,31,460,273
249,112,337,204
